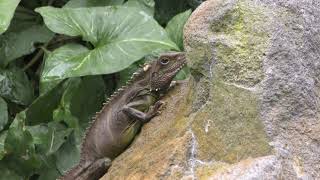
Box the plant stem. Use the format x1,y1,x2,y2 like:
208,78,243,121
23,49,44,71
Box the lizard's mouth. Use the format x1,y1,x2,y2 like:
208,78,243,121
169,53,187,76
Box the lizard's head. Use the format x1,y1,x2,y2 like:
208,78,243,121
148,52,186,92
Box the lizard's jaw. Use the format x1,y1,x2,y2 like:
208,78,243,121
150,52,187,92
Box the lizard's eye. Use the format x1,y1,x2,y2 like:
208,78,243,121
160,58,170,65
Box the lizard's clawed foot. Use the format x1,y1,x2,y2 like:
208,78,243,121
155,101,166,115
103,158,112,167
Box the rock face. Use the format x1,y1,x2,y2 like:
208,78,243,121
102,0,320,179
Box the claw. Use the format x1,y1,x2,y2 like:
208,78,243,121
154,101,164,109
156,110,162,115
159,102,166,111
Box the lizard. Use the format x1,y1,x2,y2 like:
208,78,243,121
60,52,186,180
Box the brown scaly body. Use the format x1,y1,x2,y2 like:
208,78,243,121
60,52,186,180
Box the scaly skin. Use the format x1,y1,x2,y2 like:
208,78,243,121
60,52,186,180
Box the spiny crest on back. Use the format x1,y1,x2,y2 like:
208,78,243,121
103,60,153,105
65,52,186,179
80,59,155,156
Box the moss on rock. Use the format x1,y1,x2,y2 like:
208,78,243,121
191,80,271,164
212,1,270,86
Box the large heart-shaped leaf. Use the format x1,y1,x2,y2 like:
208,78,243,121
124,0,155,16
39,44,89,93
36,6,178,82
0,0,20,34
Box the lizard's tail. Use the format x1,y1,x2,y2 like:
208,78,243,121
58,158,112,180
59,163,87,180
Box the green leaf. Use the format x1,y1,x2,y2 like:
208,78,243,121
64,0,124,8
0,163,21,180
174,66,190,80
26,122,73,180
124,0,154,16
26,81,65,125
36,6,178,82
68,76,105,129
0,25,54,66
0,66,34,105
5,112,33,155
37,164,60,180
0,97,7,131
53,106,79,129
3,153,41,177
46,122,73,155
4,112,41,176
166,10,191,50
53,76,105,144
40,44,89,93
6,6,40,33
0,131,7,160
27,124,49,150
27,122,72,156
55,133,80,175
0,0,20,34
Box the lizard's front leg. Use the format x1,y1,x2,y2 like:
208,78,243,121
122,101,164,123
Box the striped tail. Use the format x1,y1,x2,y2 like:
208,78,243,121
59,162,90,180
58,158,111,180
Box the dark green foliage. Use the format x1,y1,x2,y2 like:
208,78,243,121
0,66,34,105
0,0,196,179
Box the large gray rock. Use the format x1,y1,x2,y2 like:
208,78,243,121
184,0,320,179
102,0,320,179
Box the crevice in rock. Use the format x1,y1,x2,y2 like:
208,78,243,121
184,128,215,179
190,77,211,113
223,82,259,92
186,129,197,179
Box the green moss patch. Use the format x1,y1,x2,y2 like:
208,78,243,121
211,1,270,86
191,81,271,163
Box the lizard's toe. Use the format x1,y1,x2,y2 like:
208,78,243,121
159,102,167,110
103,158,112,167
154,101,165,109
